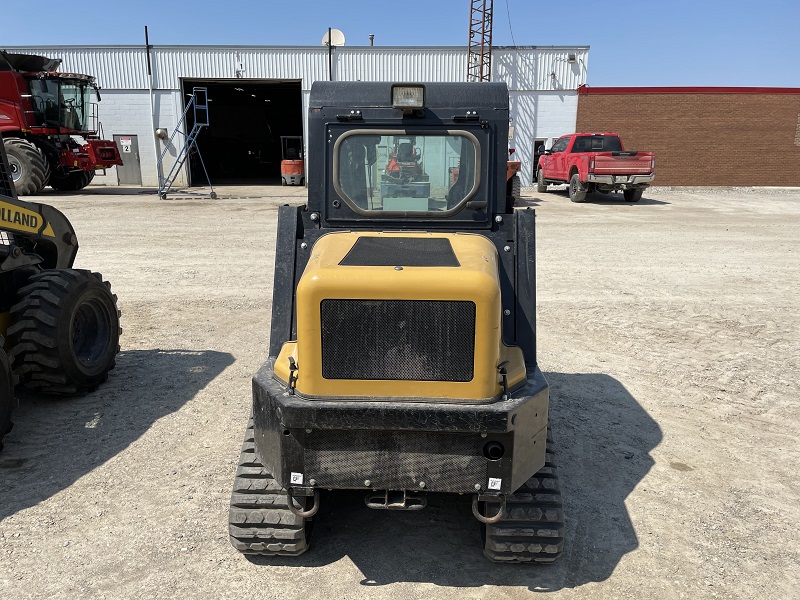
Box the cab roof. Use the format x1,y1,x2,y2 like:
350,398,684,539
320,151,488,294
310,81,509,110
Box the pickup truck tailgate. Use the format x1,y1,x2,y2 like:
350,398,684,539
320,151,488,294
593,152,654,175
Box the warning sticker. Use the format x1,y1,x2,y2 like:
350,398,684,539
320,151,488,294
488,478,502,491
120,137,132,153
290,472,304,485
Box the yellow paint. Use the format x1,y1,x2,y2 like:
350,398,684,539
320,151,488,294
273,231,527,402
0,201,44,235
42,223,55,238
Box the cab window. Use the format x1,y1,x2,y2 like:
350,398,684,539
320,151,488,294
550,137,570,153
335,132,479,214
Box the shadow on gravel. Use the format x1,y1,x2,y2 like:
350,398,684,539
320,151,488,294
247,372,662,592
0,349,234,521
542,189,670,206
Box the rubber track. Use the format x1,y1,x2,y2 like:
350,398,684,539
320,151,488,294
483,427,565,563
228,419,310,556
8,269,120,394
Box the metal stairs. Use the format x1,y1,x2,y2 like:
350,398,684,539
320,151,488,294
157,87,216,199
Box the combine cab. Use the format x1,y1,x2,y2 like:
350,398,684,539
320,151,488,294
0,52,123,195
228,82,564,563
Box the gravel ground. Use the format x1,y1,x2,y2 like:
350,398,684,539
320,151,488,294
1,184,798,599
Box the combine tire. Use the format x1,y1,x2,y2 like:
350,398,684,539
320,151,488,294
3,138,49,196
0,339,13,452
482,427,565,563
229,418,314,556
8,269,120,394
49,169,95,192
623,188,644,202
568,173,587,203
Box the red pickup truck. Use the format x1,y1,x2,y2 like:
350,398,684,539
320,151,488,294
536,133,655,202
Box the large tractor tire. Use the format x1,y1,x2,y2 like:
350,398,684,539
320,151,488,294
3,137,49,196
49,169,95,192
0,339,13,452
8,269,120,395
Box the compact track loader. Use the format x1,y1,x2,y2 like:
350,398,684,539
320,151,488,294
228,82,564,563
0,141,120,451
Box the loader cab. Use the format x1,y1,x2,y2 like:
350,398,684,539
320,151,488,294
307,82,512,229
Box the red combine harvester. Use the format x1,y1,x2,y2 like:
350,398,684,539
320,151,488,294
0,52,122,195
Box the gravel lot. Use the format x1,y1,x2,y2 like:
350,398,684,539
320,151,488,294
1,184,798,599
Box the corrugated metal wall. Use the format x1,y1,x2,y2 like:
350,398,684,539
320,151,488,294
5,45,588,92
5,45,588,186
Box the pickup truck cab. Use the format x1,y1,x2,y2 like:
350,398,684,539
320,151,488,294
536,133,655,202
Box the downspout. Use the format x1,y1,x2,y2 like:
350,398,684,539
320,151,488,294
328,27,333,81
145,26,163,188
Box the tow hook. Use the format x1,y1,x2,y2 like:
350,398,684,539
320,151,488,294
286,486,320,518
364,489,427,510
472,492,506,524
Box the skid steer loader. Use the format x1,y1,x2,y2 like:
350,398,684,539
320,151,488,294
228,82,564,563
0,140,120,451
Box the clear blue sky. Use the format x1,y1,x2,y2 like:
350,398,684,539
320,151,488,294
4,0,798,87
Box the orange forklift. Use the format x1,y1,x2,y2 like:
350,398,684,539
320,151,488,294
280,136,304,186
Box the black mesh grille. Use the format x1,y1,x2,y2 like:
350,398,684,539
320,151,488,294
321,299,475,381
305,429,486,492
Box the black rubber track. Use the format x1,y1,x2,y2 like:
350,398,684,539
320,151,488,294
49,169,95,192
228,418,313,556
8,269,120,395
0,337,14,452
482,427,565,563
3,137,49,196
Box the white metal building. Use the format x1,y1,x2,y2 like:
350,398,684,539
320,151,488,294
6,45,589,187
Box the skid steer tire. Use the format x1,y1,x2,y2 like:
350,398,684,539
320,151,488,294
3,137,49,196
482,426,565,563
8,269,120,395
228,418,314,556
49,169,95,192
0,339,13,452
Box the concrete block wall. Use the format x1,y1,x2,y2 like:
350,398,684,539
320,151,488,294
577,90,800,186
92,90,181,188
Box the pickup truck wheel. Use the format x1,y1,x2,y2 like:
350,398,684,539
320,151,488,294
569,173,587,203
624,188,643,202
536,169,547,193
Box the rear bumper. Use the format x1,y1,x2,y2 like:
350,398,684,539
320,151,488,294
588,172,655,186
252,358,549,495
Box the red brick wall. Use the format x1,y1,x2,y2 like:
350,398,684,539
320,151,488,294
576,92,800,186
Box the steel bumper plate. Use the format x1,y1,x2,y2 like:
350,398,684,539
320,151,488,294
252,358,549,495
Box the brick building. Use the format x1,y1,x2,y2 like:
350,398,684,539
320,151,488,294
575,86,800,186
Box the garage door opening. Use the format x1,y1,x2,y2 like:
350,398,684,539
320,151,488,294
182,79,303,186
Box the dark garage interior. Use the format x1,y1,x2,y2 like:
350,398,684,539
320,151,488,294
182,79,303,186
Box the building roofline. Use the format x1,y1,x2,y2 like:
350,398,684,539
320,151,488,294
579,84,800,95
3,44,589,52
